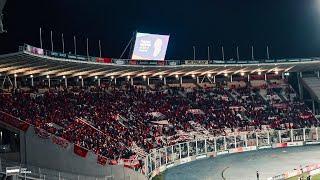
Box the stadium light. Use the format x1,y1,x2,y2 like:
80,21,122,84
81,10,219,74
127,75,130,79
275,71,279,75
175,74,179,79
14,74,17,77
143,75,147,80
240,72,245,76
79,76,82,79
46,75,50,79
191,74,196,78
94,76,98,79
159,75,163,79
207,73,212,78
111,76,114,79
30,75,34,78
224,73,228,77
62,75,66,79
258,71,262,75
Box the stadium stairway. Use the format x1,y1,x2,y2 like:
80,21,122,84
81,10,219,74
226,89,236,101
276,90,287,102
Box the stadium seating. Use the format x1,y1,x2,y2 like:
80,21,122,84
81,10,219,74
0,80,318,165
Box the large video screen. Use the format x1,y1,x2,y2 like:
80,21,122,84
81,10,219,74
131,32,170,60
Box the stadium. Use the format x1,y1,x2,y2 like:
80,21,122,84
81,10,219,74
1,1,320,180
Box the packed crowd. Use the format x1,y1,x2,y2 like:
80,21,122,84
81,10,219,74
0,80,318,160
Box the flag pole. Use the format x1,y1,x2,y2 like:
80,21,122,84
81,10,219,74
50,30,53,52
193,46,196,60
222,46,225,61
267,45,270,60
236,46,240,61
74,36,77,55
40,27,43,49
86,38,89,59
99,40,102,58
62,33,65,53
207,46,210,61
251,45,254,60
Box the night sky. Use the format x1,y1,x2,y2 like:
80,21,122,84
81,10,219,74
1,0,320,60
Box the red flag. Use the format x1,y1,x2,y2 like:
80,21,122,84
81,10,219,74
97,155,107,166
74,144,88,158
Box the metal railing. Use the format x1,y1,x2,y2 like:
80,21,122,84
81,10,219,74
0,158,115,180
144,127,320,179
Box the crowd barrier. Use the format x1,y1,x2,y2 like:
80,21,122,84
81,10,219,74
21,44,320,67
145,127,320,179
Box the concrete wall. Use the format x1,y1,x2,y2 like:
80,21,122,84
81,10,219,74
20,127,146,180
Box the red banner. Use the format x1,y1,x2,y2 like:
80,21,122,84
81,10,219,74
52,136,69,148
96,58,112,64
97,155,108,166
74,144,88,158
123,159,141,169
109,160,118,165
300,114,312,120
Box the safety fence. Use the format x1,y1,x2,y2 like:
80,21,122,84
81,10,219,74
145,127,320,179
0,158,115,180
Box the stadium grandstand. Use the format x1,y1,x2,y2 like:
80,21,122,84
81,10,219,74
0,43,319,180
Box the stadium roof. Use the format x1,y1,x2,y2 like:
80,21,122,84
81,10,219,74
0,51,320,78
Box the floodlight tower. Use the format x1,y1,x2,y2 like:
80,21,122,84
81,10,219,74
0,0,7,33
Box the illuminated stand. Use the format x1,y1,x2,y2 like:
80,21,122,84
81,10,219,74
145,127,320,179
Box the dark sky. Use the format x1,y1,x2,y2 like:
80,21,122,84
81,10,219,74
1,0,320,60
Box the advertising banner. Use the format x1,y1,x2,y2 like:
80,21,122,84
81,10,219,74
114,59,125,65
180,157,191,165
286,141,304,147
96,57,112,64
185,60,209,65
132,32,170,60
26,45,44,55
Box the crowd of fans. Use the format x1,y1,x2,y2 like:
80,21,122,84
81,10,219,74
0,80,318,160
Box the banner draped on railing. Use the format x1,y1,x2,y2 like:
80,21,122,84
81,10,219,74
0,112,30,132
97,155,108,166
73,144,88,158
